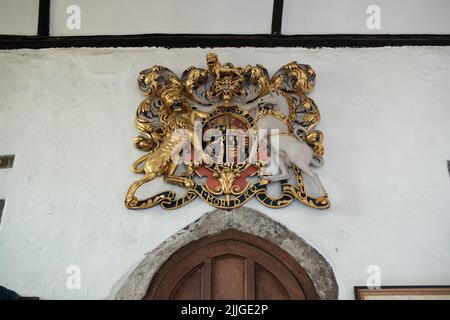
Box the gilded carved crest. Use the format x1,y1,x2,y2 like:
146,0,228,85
125,53,329,210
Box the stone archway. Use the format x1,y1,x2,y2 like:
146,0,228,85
115,207,338,300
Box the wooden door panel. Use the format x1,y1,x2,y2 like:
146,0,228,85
254,264,289,300
146,231,317,300
170,264,203,300
212,255,246,300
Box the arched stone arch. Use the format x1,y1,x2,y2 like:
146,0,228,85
115,207,338,299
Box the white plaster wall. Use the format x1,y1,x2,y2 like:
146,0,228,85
50,0,273,36
283,0,450,34
0,46,449,300
0,0,39,35
3,0,450,36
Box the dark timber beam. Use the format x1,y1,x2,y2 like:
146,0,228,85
1,34,450,49
271,0,284,35
37,0,50,36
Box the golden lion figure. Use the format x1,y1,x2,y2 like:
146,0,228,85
125,68,210,209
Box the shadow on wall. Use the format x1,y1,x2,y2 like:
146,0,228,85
0,286,39,300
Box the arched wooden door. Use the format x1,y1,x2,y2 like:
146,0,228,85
145,230,317,300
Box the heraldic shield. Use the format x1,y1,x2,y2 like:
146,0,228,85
125,53,329,210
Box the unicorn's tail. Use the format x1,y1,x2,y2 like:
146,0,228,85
311,154,324,167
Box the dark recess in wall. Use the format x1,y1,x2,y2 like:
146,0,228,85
0,199,5,224
0,155,15,169
447,160,450,177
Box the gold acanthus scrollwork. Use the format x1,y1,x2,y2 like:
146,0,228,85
213,167,241,195
274,62,324,159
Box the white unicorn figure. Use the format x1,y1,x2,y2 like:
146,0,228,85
252,113,327,200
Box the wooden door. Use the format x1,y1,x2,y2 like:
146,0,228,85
145,230,317,300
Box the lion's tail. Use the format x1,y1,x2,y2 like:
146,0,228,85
131,154,149,174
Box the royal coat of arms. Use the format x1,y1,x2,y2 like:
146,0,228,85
125,53,329,210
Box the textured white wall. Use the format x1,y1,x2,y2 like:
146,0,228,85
0,47,449,300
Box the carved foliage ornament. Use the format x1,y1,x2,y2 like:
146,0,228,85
125,53,329,210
